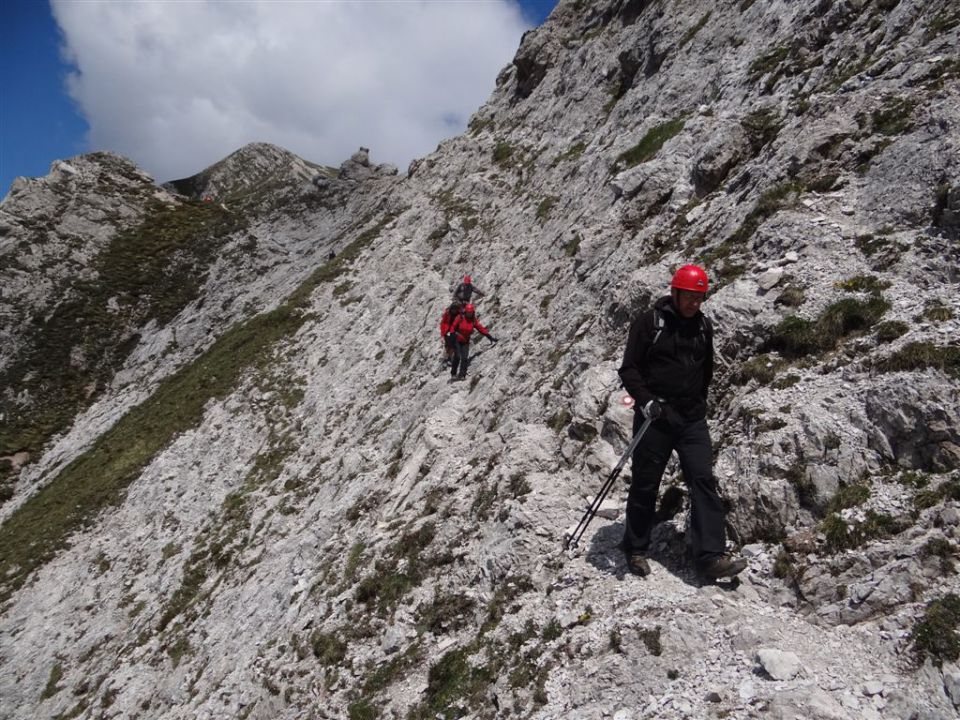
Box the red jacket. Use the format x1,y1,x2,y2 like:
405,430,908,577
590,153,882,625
449,314,490,343
440,307,459,338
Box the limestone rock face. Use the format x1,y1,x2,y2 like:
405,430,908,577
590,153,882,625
2,1,960,719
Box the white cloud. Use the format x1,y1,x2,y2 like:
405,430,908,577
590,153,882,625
51,0,531,181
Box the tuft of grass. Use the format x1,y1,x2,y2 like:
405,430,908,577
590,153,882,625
767,295,890,359
41,663,64,700
562,234,581,257
677,12,711,50
835,275,891,293
552,141,587,166
419,593,477,635
615,119,685,169
875,342,960,378
639,627,663,656
493,141,516,168
910,594,960,666
920,300,954,322
921,537,956,574
731,354,783,386
820,510,905,553
775,283,806,308
347,698,378,720
871,96,917,136
748,45,789,82
741,108,783,153
536,196,558,223
311,630,348,666
913,475,960,511
874,320,908,342
826,484,870,514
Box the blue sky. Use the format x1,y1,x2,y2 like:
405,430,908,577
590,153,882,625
1,0,559,199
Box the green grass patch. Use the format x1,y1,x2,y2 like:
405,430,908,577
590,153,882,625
874,320,908,342
536,196,558,223
0,212,395,604
741,108,783,153
552,141,587,166
493,141,516,168
615,118,685,169
0,200,247,458
418,592,477,634
835,274,891,293
311,630,348,666
562,234,581,257
354,523,438,616
911,594,960,666
41,662,64,699
677,12,711,50
820,510,905,553
826,484,870,514
871,96,917,136
731,354,783,386
748,44,789,82
875,342,960,378
767,295,890,359
920,300,954,322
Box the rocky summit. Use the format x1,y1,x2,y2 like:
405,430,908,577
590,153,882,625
1,1,959,718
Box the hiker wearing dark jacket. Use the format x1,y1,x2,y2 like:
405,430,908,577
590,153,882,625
453,275,485,304
446,303,497,381
618,265,746,581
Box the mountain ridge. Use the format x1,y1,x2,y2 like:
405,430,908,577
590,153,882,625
2,1,960,718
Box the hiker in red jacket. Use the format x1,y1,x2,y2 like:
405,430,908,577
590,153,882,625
446,303,497,381
439,301,461,365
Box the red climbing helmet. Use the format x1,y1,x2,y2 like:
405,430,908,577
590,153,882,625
670,264,709,293
464,303,476,317
463,275,472,284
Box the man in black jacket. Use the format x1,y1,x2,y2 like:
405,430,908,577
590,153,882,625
618,264,746,580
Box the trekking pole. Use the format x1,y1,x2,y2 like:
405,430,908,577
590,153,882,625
563,415,654,551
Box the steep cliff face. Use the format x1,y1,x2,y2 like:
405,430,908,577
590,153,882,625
2,1,959,719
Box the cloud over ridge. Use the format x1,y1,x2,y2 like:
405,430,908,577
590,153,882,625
52,0,531,181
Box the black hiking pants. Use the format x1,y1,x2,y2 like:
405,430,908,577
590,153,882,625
450,339,470,378
622,412,726,564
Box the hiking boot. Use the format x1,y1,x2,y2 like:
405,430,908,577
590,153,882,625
625,551,651,577
698,554,747,580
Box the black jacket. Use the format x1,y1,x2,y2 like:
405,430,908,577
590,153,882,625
618,296,714,420
453,282,485,303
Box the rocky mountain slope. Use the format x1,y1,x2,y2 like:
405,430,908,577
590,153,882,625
2,0,959,718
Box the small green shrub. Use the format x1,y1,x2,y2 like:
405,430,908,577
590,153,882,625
772,549,794,579
375,379,395,395
563,234,581,257
347,698,378,720
874,320,908,342
910,594,960,666
615,119,685,168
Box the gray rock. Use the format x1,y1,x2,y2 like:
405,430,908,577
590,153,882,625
758,648,802,681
